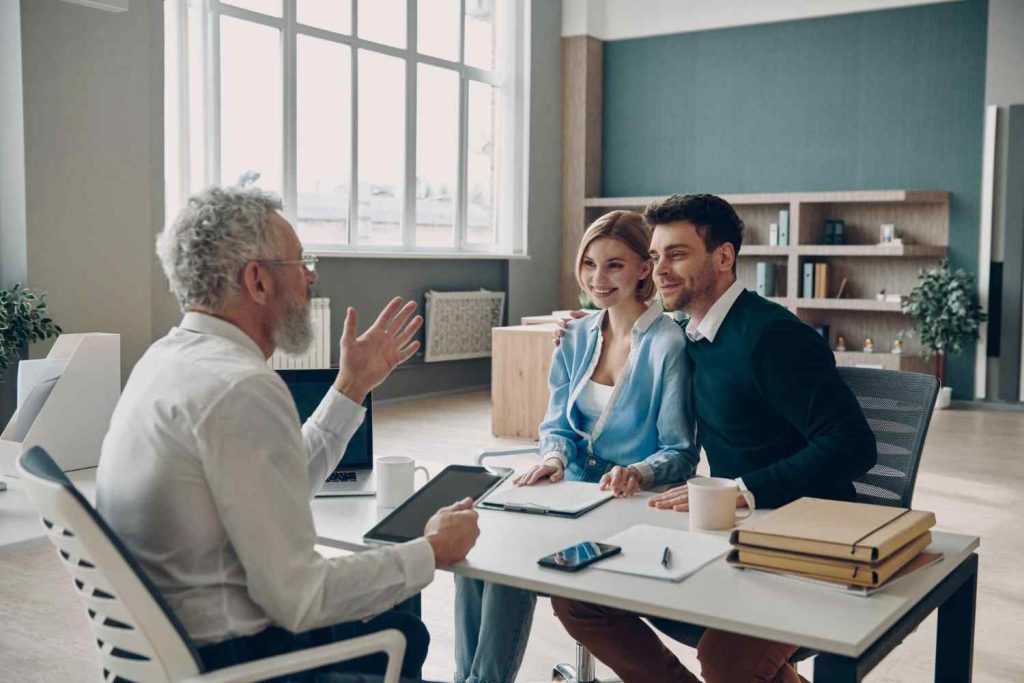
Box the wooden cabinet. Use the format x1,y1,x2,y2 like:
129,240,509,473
491,324,557,440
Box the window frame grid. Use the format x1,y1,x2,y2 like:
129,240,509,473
169,0,524,258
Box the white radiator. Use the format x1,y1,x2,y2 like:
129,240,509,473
424,289,506,362
269,297,332,369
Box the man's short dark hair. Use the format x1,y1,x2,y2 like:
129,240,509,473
643,194,744,273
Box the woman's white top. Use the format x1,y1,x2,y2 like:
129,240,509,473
576,379,615,432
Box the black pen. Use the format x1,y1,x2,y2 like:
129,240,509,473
661,546,671,568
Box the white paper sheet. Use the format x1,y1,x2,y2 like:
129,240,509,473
594,524,732,582
481,480,613,515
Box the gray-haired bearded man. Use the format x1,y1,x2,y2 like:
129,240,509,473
97,186,479,681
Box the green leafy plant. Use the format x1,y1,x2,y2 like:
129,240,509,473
0,284,62,379
902,260,986,385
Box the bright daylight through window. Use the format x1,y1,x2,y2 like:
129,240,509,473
165,0,528,257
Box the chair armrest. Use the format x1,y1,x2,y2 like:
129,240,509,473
475,447,540,466
182,628,406,683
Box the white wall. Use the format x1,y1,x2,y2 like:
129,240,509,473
0,0,27,288
508,0,563,325
563,0,960,40
19,0,163,379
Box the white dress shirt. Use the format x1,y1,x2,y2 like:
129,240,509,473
683,278,746,343
96,312,435,645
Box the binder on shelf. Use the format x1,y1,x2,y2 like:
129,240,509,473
824,220,835,245
731,531,932,587
833,219,846,245
802,262,815,299
729,497,936,563
769,223,779,246
756,262,776,297
778,209,790,246
815,263,830,298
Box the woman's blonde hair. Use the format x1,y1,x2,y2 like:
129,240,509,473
575,210,655,302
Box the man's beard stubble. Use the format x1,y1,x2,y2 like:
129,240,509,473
271,288,314,354
660,259,717,314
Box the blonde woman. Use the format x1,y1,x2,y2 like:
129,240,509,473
455,210,698,683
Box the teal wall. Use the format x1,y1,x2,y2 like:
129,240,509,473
603,0,988,396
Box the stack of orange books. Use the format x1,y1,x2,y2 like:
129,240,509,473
727,498,939,589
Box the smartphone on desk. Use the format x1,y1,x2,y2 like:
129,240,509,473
538,542,621,572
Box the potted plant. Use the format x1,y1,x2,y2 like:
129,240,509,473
0,284,62,423
902,260,986,408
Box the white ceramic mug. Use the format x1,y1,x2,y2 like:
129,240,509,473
377,456,430,508
688,477,756,531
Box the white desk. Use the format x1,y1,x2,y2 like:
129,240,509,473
0,469,96,551
313,472,980,682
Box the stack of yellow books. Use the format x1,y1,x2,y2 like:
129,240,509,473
727,498,939,589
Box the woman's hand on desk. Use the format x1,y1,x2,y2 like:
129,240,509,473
514,462,564,486
599,466,642,498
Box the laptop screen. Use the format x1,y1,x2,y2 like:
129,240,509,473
277,369,373,470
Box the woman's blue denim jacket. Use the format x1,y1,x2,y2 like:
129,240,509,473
538,302,698,487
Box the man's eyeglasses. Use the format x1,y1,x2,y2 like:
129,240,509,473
257,254,318,272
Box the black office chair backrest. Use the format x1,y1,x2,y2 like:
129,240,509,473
838,367,939,508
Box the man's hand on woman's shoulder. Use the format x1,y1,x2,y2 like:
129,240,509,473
552,309,589,347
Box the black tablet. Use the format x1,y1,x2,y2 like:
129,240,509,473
363,464,512,545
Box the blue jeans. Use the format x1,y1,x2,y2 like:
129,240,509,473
454,575,537,683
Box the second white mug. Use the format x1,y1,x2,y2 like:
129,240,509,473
688,477,756,531
376,455,430,508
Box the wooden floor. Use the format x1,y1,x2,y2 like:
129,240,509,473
1,390,1022,682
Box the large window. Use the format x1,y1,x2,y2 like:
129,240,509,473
165,0,529,257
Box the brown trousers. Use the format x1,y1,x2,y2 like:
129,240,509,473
551,597,806,683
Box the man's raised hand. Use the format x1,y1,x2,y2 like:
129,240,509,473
334,297,423,403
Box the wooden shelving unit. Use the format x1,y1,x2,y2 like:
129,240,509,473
574,189,949,371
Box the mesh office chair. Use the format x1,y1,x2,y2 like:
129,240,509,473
17,446,406,683
485,367,940,683
647,366,941,676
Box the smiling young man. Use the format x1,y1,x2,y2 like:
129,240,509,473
550,194,877,683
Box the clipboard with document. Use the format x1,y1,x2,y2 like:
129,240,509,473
478,480,614,518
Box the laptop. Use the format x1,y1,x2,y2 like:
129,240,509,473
277,369,376,497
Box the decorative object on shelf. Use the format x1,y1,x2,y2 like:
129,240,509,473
778,209,790,246
891,329,912,355
863,337,875,353
876,288,887,301
756,262,776,298
903,260,986,403
834,219,845,245
823,220,846,245
834,277,848,299
769,223,779,246
834,336,847,352
879,223,897,245
0,284,62,379
884,293,906,304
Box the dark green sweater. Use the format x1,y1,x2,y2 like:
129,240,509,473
686,290,876,508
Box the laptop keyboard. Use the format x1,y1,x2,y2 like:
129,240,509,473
326,471,358,483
